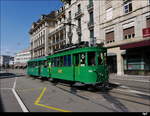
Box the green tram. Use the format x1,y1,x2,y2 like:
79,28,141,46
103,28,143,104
27,46,109,86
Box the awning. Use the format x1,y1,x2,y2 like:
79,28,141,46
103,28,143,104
120,40,150,50
107,53,116,56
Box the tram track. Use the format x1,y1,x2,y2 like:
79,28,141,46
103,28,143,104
51,81,150,108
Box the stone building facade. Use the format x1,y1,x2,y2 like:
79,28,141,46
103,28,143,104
29,12,56,58
14,48,31,68
98,0,150,75
29,0,150,75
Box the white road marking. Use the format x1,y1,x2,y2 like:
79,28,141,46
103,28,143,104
120,85,129,89
111,78,150,83
128,90,150,96
13,77,17,89
113,82,121,85
11,77,29,112
0,88,12,90
115,88,150,96
12,89,29,112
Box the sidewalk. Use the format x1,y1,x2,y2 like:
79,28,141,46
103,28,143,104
109,73,150,82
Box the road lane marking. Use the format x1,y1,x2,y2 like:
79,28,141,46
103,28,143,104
0,88,12,90
120,86,129,89
13,76,17,89
111,78,150,83
115,88,150,96
128,90,150,96
34,87,71,112
12,77,29,112
34,87,47,104
12,89,29,112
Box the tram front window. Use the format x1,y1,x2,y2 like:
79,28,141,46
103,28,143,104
98,52,107,65
80,53,86,66
88,52,96,66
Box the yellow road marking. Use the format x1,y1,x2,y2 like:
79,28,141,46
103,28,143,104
34,87,71,112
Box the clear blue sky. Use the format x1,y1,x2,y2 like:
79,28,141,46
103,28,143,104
0,0,63,56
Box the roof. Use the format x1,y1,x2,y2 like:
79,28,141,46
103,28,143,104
28,56,47,63
47,46,107,58
16,48,30,55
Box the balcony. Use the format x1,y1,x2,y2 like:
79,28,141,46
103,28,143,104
76,27,82,35
90,37,96,46
87,3,93,12
88,21,94,29
75,10,84,19
143,27,150,38
67,16,72,22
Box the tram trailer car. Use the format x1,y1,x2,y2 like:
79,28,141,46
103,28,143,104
27,47,109,86
27,57,49,77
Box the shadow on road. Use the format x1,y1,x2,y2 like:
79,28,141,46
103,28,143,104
0,94,4,112
0,73,25,79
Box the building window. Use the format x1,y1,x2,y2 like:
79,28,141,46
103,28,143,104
123,0,132,14
89,0,93,4
89,11,94,23
78,18,81,29
90,29,94,38
105,31,115,43
106,7,113,21
69,11,71,19
123,26,135,39
146,17,150,27
77,4,81,12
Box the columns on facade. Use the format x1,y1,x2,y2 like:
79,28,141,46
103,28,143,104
45,28,49,56
116,52,124,76
59,31,61,48
63,29,66,44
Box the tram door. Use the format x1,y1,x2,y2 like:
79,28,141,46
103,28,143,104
73,53,86,82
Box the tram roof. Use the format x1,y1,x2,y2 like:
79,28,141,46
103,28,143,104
47,46,107,58
28,56,47,62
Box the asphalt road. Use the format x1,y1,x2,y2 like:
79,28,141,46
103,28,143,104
0,69,150,112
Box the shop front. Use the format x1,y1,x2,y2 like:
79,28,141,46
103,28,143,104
120,40,150,75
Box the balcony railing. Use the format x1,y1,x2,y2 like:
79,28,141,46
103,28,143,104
88,21,94,29
67,16,72,22
75,10,83,19
76,27,82,35
87,3,93,11
90,37,96,46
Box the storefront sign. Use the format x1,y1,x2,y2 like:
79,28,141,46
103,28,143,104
143,27,150,37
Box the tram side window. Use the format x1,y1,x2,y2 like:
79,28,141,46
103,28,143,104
98,52,107,65
74,54,79,66
44,61,48,67
35,62,37,67
53,58,56,67
33,62,35,67
98,53,103,65
68,55,71,66
88,52,96,66
51,58,54,67
57,57,60,67
80,53,86,66
55,57,59,67
64,56,67,66
60,56,64,67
